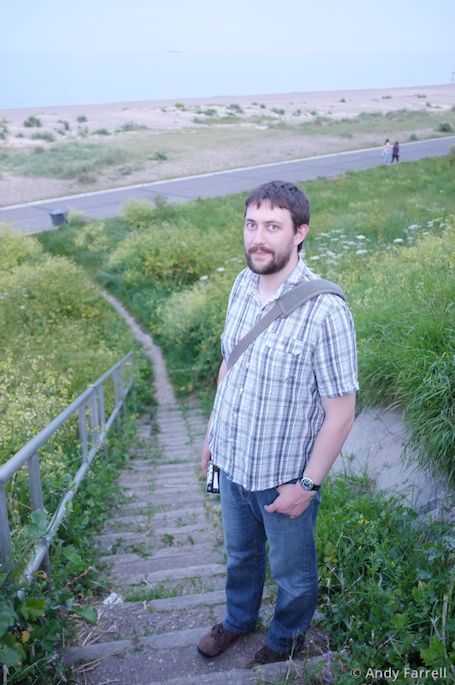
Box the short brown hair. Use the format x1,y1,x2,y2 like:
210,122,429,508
244,181,310,251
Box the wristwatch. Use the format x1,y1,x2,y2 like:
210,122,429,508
298,476,321,492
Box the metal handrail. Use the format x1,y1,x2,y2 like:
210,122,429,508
0,352,134,584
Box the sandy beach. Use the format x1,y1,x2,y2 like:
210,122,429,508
1,84,454,206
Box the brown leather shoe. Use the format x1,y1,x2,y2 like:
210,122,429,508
253,644,290,664
197,623,240,657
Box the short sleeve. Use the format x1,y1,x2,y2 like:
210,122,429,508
313,300,359,397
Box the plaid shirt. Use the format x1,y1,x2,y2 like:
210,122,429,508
209,259,359,491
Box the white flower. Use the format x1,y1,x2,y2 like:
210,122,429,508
356,234,367,240
216,267,225,272
310,255,320,260
356,249,368,255
199,275,209,281
393,238,404,243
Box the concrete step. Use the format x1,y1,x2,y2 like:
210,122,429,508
94,527,216,553
105,506,207,533
153,460,197,470
87,596,226,641
100,545,223,574
67,623,328,684
121,571,227,599
151,475,200,488
117,492,204,512
109,561,226,587
118,473,155,485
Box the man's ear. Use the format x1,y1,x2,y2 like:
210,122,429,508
295,223,309,247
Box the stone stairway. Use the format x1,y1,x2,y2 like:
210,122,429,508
64,295,329,684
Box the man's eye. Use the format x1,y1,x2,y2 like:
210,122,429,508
268,224,280,231
245,222,256,230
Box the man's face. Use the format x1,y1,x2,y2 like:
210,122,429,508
243,201,307,275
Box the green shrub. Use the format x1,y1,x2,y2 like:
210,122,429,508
31,130,55,142
437,122,453,133
227,103,244,113
150,151,168,161
156,267,238,391
0,245,135,462
345,219,455,482
7,142,128,179
317,475,454,682
116,121,147,132
0,226,42,271
0,119,9,140
76,115,87,123
23,116,41,128
107,219,219,290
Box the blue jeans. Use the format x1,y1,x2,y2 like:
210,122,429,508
220,470,320,654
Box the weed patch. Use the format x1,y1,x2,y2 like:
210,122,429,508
6,142,128,179
317,475,454,682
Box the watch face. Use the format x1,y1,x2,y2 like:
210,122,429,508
300,477,314,491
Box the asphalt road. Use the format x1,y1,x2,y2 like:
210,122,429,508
1,136,454,235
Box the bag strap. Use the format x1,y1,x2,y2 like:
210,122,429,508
226,278,345,371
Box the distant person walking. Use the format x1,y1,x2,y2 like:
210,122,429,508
382,139,391,164
391,141,400,163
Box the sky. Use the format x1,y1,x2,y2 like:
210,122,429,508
1,0,455,108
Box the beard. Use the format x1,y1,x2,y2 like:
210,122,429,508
245,244,294,275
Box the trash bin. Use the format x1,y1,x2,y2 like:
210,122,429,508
49,210,67,227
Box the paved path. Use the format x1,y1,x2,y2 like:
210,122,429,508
2,136,454,235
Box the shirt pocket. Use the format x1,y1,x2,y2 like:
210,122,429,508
262,333,308,381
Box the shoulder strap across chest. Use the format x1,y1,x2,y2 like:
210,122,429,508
226,278,345,371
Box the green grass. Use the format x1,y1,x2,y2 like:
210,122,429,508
0,228,156,682
317,475,454,683
4,141,128,179
38,153,455,483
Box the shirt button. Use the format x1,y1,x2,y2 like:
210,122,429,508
239,387,244,393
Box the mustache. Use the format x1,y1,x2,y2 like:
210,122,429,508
247,246,274,255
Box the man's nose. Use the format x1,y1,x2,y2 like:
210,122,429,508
251,225,267,242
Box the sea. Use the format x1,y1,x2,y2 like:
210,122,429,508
1,51,454,109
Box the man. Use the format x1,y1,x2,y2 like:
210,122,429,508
198,180,359,665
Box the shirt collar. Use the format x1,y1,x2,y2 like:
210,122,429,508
247,258,313,307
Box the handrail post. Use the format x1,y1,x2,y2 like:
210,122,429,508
121,364,128,417
88,388,100,457
97,384,108,458
78,403,89,463
113,371,121,431
28,452,51,578
0,485,11,565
